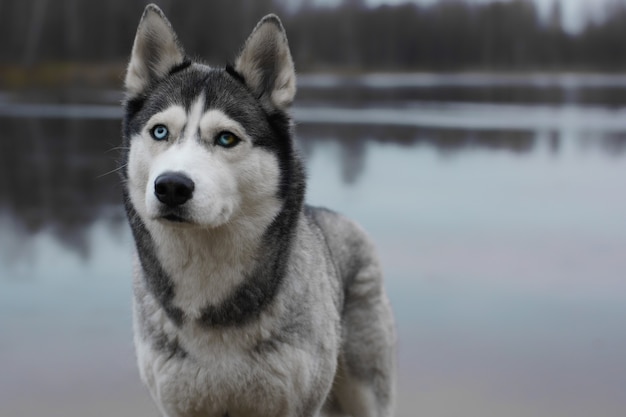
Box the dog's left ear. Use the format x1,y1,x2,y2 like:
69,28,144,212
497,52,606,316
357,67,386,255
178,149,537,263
235,15,296,111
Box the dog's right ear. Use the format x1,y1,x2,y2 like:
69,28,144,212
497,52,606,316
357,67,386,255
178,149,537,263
125,4,186,97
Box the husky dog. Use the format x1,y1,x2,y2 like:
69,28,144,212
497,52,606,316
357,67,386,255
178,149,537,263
121,4,395,417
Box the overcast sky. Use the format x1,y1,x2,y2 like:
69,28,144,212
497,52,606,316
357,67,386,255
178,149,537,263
307,0,622,33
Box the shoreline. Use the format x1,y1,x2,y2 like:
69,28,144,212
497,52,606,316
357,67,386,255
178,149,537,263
1,61,625,89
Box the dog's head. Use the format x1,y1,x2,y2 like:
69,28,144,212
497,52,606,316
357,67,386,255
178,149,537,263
122,4,297,229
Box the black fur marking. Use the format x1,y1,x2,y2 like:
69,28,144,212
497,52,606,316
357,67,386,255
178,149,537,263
225,64,246,85
267,110,299,201
123,188,185,327
169,59,192,76
122,96,146,154
153,331,188,360
125,96,145,121
136,300,188,359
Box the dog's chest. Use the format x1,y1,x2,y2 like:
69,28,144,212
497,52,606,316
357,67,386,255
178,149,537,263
137,321,317,417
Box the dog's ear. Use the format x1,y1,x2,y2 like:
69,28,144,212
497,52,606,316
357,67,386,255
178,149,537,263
235,15,296,111
125,4,186,97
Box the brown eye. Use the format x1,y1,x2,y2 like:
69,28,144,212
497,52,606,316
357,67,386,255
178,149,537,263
215,131,240,148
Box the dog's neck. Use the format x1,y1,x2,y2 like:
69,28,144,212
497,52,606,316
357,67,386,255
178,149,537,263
149,205,279,318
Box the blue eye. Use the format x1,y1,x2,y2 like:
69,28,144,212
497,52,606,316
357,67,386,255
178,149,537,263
151,124,169,141
215,131,240,148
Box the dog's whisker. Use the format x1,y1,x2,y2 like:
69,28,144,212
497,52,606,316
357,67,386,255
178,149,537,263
105,146,130,154
96,164,126,179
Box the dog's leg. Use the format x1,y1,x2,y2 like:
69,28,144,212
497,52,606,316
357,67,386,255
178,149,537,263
330,254,396,417
334,277,396,417
306,208,396,417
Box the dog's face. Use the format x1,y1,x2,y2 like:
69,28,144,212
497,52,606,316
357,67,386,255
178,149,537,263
125,70,283,229
122,5,296,229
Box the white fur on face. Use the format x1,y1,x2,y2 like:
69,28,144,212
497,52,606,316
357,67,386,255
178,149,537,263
128,95,282,230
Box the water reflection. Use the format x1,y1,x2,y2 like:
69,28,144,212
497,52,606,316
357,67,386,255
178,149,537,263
298,124,539,184
298,123,538,152
297,73,626,108
0,117,124,257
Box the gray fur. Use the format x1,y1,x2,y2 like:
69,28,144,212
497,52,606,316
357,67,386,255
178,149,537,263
235,14,297,111
124,4,187,97
122,4,395,417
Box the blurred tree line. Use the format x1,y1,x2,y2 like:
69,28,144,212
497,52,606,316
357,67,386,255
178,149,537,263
2,0,626,72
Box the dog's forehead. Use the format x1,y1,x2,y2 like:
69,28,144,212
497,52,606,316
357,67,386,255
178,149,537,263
144,66,266,128
148,67,241,108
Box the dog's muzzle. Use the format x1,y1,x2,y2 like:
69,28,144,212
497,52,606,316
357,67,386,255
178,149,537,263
154,172,195,207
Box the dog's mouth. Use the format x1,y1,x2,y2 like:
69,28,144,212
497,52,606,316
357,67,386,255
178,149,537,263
162,213,187,223
157,207,192,224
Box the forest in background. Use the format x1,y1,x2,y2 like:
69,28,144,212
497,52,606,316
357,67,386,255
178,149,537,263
2,0,626,78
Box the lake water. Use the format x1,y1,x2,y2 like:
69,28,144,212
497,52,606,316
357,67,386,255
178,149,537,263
1,73,626,417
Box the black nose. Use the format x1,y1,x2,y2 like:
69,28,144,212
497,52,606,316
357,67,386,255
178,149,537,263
154,172,195,207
